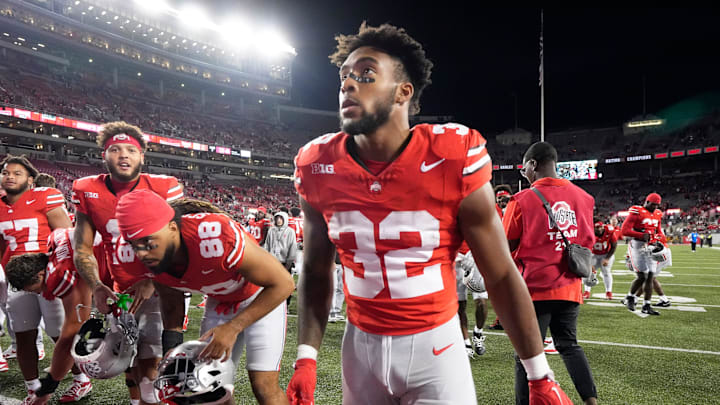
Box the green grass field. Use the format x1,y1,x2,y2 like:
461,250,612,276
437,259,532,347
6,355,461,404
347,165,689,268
1,244,719,404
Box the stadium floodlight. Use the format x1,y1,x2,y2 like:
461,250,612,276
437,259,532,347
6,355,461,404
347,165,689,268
626,119,664,128
179,4,216,30
255,29,296,56
219,17,252,49
133,0,171,15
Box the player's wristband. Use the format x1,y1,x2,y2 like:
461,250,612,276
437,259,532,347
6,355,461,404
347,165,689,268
521,352,552,381
296,344,318,361
35,374,60,397
162,330,184,355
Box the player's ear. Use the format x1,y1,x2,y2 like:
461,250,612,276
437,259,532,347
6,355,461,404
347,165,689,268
168,220,178,233
396,82,414,105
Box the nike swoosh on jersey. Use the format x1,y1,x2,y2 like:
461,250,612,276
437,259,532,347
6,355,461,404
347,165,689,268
432,343,453,356
420,158,446,173
201,269,213,275
26,199,36,205
126,229,144,239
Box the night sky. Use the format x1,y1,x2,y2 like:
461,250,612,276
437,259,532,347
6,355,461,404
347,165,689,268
172,4,720,135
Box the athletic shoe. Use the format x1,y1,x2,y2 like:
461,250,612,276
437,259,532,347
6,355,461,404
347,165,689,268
465,343,474,359
544,337,553,345
0,356,8,372
196,296,207,308
333,314,345,322
37,345,45,361
543,342,558,355
487,319,503,330
182,315,189,333
653,300,671,307
2,346,16,359
641,304,660,315
472,331,486,356
582,290,591,299
59,380,92,403
605,291,613,300
625,296,636,311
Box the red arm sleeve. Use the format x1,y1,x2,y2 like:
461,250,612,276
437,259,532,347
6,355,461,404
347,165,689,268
621,213,645,239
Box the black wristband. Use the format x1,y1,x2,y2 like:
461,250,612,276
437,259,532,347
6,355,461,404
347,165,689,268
35,374,60,397
162,330,184,355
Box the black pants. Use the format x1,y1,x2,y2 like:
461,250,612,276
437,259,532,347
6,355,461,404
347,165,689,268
515,300,597,404
691,241,696,251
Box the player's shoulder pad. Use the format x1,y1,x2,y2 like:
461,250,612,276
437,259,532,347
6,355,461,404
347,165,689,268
295,131,347,167
415,123,486,161
32,186,61,195
628,205,642,213
72,174,103,190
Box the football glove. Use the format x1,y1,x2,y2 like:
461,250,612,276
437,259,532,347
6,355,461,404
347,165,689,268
528,377,573,405
287,358,317,405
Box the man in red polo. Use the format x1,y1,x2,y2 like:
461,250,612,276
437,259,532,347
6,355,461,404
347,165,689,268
504,142,597,405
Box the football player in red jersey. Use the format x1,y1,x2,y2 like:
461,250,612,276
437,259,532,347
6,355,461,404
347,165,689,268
114,192,294,405
247,207,270,245
621,193,665,315
6,228,94,404
487,185,512,331
71,121,184,405
591,220,618,300
287,23,570,405
0,155,72,402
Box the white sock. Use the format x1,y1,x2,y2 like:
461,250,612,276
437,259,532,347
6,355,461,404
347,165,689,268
644,299,651,306
659,295,669,302
130,400,140,405
464,338,471,346
26,378,41,392
74,372,90,383
474,326,483,334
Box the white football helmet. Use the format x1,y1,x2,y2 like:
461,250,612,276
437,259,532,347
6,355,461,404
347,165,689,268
155,340,235,405
71,311,139,379
649,244,672,268
460,252,486,294
585,271,599,287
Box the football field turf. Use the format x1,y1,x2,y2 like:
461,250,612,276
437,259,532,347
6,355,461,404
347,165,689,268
1,244,719,404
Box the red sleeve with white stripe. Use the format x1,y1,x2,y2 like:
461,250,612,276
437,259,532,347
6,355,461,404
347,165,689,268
44,187,66,213
621,208,645,239
225,217,247,271
165,178,184,202
42,262,76,300
461,129,493,198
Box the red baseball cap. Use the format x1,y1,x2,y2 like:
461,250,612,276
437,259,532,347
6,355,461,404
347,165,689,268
496,190,511,197
594,221,604,227
257,206,267,214
116,189,175,240
646,193,662,204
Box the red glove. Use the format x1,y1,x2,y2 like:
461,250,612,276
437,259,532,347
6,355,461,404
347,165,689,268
286,358,317,405
529,377,573,405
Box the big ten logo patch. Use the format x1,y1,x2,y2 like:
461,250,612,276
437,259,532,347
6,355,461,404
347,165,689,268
311,163,335,175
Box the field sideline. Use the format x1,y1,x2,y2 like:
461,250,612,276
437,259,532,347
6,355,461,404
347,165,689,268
1,244,719,404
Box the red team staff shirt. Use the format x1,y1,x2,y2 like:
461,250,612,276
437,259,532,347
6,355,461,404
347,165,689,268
71,173,183,292
42,228,80,300
294,123,492,335
0,187,66,266
592,226,618,256
119,213,260,304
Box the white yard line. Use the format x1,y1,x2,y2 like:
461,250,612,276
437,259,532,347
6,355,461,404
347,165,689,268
484,331,720,355
0,394,22,405
612,281,720,288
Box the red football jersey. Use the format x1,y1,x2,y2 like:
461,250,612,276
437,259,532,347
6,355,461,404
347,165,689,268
592,226,617,255
608,224,622,241
246,217,270,245
71,174,183,292
134,213,260,303
621,205,664,241
288,216,303,243
0,187,66,266
43,228,79,300
294,123,492,335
